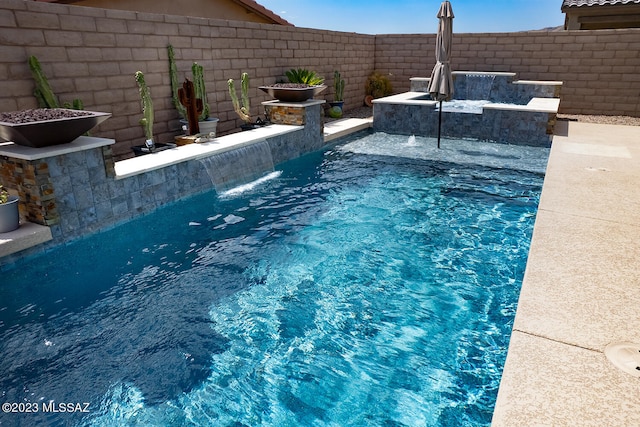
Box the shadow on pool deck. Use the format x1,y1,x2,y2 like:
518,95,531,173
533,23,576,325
492,120,640,426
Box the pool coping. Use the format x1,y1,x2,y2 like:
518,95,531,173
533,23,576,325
371,92,560,114
491,120,640,426
114,124,302,179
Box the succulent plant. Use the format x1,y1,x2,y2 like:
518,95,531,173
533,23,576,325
167,45,187,120
28,55,83,110
285,68,324,86
167,46,212,123
134,71,154,145
334,70,345,102
228,73,251,123
192,62,210,121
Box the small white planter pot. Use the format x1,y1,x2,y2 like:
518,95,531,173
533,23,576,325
180,117,219,138
0,196,20,233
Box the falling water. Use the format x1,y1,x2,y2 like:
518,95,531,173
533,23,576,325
460,74,496,100
199,140,275,192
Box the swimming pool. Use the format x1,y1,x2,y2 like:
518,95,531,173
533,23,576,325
0,132,548,426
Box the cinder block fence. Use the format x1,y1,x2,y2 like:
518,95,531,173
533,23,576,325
1,0,638,158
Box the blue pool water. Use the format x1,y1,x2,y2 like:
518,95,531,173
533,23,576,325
0,133,548,427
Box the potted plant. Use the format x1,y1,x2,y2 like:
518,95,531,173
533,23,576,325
259,68,327,102
228,73,268,131
168,46,219,138
190,62,219,136
364,71,393,106
0,185,19,233
0,56,110,148
328,70,345,118
131,71,175,156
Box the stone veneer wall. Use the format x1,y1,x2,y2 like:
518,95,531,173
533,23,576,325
0,100,324,267
0,157,58,225
0,0,639,160
374,103,555,147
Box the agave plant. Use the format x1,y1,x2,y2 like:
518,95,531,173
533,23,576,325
285,68,324,86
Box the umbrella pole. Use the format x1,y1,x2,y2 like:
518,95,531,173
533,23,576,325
437,100,442,149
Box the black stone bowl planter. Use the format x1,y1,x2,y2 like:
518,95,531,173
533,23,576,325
0,108,111,148
259,85,327,102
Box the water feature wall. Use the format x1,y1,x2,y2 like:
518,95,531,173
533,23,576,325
0,101,325,266
374,71,562,146
409,72,560,104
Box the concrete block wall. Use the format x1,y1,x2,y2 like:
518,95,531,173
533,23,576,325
0,0,374,159
375,30,640,117
1,0,639,159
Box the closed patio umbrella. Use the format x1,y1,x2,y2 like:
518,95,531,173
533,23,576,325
427,0,454,149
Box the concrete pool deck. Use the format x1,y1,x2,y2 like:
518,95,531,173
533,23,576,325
492,120,640,426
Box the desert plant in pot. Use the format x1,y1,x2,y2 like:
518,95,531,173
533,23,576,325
132,71,175,156
191,62,219,136
168,46,219,138
259,68,327,102
328,70,345,119
0,185,19,233
0,56,109,148
228,73,267,131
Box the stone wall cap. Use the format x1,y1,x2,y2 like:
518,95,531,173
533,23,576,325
0,136,115,161
262,99,326,108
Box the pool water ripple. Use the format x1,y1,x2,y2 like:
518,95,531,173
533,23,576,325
0,133,547,427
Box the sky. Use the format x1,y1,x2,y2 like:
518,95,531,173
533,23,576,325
259,0,566,34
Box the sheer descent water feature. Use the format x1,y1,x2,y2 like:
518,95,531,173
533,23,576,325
0,101,326,266
199,140,275,192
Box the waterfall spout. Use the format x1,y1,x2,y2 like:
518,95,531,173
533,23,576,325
199,140,275,192
459,73,496,101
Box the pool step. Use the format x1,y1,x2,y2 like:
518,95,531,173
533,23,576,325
324,117,373,142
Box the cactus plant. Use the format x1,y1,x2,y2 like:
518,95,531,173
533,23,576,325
134,71,154,147
167,45,187,120
334,70,345,102
29,56,59,108
192,62,210,122
28,55,83,110
168,46,209,122
228,73,251,123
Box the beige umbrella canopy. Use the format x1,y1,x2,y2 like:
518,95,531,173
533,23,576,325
427,0,454,148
